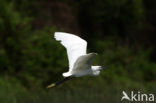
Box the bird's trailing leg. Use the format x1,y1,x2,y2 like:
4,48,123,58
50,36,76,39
47,77,72,88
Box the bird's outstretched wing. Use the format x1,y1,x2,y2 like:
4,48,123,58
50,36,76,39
54,32,87,71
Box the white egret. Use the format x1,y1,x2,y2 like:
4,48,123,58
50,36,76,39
47,32,104,88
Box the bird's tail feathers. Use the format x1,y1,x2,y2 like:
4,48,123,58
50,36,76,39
62,72,72,77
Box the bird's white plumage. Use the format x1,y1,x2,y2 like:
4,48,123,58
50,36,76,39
46,32,103,88
54,32,87,71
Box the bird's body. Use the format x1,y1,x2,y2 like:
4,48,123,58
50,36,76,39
63,53,102,77
47,32,104,88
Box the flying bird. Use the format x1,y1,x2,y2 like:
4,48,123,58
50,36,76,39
47,32,105,88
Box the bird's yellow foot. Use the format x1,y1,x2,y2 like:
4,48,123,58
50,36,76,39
47,83,56,88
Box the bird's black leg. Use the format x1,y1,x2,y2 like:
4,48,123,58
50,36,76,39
47,77,72,88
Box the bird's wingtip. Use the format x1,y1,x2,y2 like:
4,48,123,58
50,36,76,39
54,32,68,35
54,32,60,34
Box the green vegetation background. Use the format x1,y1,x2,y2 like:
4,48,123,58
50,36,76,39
0,0,156,103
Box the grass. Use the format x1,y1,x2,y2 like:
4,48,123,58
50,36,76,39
0,77,155,103
0,85,119,103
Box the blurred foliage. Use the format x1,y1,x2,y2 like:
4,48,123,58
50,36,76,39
78,0,144,38
0,0,156,103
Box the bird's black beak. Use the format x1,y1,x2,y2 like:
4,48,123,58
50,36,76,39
101,66,108,70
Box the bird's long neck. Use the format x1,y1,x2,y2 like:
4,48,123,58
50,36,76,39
91,66,102,71
91,66,102,76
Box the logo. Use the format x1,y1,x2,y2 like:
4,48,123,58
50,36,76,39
121,91,155,102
